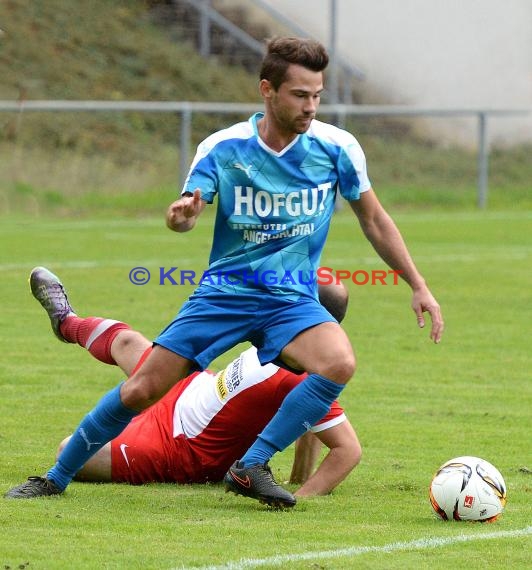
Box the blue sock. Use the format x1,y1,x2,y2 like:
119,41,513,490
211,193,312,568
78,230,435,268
47,382,138,490
240,373,345,467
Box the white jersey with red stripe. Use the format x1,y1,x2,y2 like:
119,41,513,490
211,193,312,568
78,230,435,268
111,347,346,484
174,346,345,439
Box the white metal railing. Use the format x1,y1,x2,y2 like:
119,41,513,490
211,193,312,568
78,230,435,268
0,100,530,208
180,0,365,102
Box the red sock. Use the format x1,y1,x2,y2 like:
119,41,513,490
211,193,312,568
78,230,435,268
59,316,131,365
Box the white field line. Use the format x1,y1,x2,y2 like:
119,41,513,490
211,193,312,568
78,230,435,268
0,219,164,232
0,211,529,234
324,248,530,266
0,247,529,273
0,259,195,271
177,526,532,570
331,210,532,224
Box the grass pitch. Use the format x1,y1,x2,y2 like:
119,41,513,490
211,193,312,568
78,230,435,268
0,208,530,569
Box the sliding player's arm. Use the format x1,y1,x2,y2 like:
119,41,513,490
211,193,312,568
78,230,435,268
289,430,323,487
291,419,361,497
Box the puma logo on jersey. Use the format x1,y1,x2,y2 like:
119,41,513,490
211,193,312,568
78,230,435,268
233,163,254,178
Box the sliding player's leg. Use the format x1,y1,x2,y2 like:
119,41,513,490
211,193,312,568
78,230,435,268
5,267,190,498
29,266,151,375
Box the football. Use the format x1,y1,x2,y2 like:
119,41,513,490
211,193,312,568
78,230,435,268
429,456,507,522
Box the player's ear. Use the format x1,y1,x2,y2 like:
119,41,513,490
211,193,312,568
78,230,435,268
259,79,274,99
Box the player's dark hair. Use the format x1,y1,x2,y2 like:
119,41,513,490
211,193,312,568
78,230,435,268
318,282,349,323
260,37,329,90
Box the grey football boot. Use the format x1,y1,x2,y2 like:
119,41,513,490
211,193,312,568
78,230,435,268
29,266,76,342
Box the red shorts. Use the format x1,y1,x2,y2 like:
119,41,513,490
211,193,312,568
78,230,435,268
110,379,203,484
110,350,346,485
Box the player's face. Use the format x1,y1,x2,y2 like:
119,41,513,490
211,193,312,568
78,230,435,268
263,64,324,135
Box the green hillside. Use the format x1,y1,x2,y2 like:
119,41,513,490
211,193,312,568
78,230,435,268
1,1,256,101
0,0,259,151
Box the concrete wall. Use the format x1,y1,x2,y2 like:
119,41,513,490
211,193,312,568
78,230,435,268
224,0,532,145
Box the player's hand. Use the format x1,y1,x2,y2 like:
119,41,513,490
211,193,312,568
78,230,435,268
412,287,444,344
166,189,203,232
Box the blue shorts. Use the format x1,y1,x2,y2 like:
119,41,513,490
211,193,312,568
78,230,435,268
154,289,337,370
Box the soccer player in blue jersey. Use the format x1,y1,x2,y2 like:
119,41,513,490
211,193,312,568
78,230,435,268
6,37,443,507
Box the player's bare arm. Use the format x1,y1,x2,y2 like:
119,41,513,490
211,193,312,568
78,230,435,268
166,188,206,232
293,420,361,497
289,431,324,486
350,190,444,344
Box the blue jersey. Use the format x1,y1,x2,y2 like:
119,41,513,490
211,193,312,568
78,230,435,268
182,112,371,300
